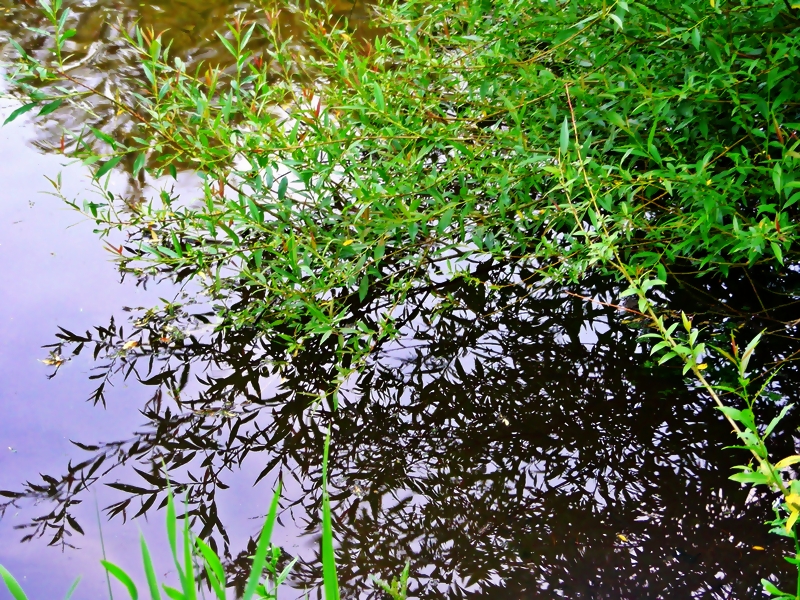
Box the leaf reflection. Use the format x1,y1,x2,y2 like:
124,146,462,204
3,268,799,598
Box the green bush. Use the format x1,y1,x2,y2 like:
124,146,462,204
7,0,797,367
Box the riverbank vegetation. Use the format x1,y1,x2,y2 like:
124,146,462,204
1,438,410,600
5,0,800,595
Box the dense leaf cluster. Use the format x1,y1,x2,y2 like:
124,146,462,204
9,0,800,374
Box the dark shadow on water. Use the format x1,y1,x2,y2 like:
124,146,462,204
3,265,800,599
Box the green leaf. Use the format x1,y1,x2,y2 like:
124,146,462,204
775,454,800,470
157,246,179,259
765,404,793,439
140,534,161,600
89,126,117,147
372,82,385,112
717,405,742,421
657,351,676,365
247,197,264,224
215,32,237,57
358,275,369,302
139,243,161,256
704,37,723,66
771,241,784,265
9,40,28,59
242,482,282,600
161,585,185,600
217,222,240,246
691,28,701,50
181,498,196,600
95,155,124,180
101,561,139,600
38,99,63,116
437,207,454,235
785,191,800,209
133,153,146,179
165,486,182,585
195,538,226,600
63,577,81,600
740,332,763,376
559,116,570,154
0,564,29,600
729,471,770,485
321,433,340,600
762,579,793,597
649,340,670,355
738,408,757,433
170,232,183,258
3,103,39,125
143,61,157,85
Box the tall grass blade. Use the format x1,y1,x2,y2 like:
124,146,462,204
165,485,184,586
63,576,82,600
140,533,162,600
161,585,185,600
96,495,115,600
0,564,29,600
321,433,340,600
101,561,139,600
181,497,196,600
195,538,226,600
242,481,282,600
276,558,299,586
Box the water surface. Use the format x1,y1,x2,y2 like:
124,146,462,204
2,1,800,599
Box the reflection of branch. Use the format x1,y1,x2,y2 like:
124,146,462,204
4,268,795,596
54,68,147,122
563,290,647,318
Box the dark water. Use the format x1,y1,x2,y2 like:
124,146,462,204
2,1,800,599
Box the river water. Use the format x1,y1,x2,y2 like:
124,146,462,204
1,1,800,598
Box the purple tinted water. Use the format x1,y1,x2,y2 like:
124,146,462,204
0,101,316,600
0,101,166,595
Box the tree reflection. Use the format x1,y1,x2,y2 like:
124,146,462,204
0,0,369,184
2,265,798,598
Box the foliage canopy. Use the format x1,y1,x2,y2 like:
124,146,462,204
8,0,800,371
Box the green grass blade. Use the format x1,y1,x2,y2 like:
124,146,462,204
321,433,340,600
96,496,115,600
165,486,184,585
101,561,139,600
194,539,226,600
140,534,162,600
276,557,298,586
242,481,282,600
0,564,29,600
181,499,196,600
63,576,82,600
161,585,185,600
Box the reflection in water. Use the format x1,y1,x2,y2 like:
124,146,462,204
3,264,799,598
4,0,800,598
0,0,368,193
